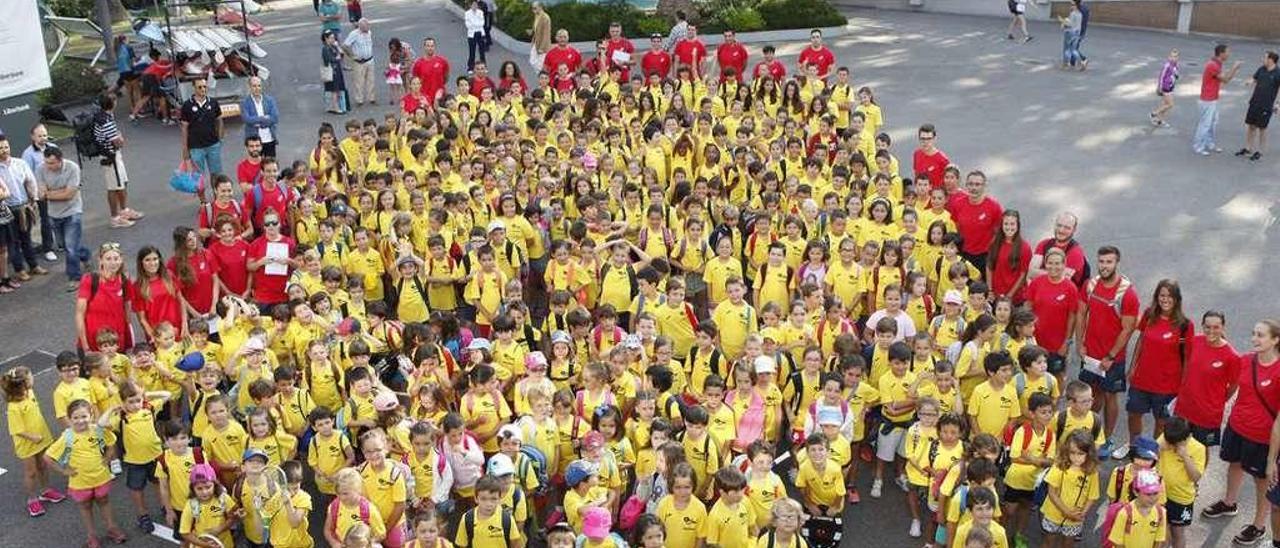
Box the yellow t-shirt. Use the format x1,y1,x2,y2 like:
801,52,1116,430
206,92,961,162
703,499,756,548
745,473,786,528
360,462,408,529
155,448,200,510
563,486,608,533
956,342,989,401
269,489,314,548
967,381,1019,438
1106,503,1167,548
656,302,698,357
1005,424,1056,490
824,260,863,314
118,404,164,464
950,520,1008,548
406,448,440,501
682,432,722,495
707,404,737,450
45,427,116,489
52,378,94,420
657,495,708,548
180,492,237,548
756,262,793,313
464,269,507,326
711,300,758,360
795,459,845,508
1015,373,1061,415
1040,465,1100,526
345,247,386,301
7,396,52,459
395,274,431,324
879,370,918,423
332,497,388,542
203,421,248,470
704,257,743,305
237,475,287,545
307,431,352,495
1158,436,1207,505
844,382,880,441
461,391,512,452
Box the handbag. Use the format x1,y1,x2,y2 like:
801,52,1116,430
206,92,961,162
320,64,334,83
169,160,204,194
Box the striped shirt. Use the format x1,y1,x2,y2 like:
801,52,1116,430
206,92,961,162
92,110,121,154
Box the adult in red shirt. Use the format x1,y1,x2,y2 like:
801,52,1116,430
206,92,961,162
603,22,635,81
1073,246,1139,459
640,34,671,79
1028,212,1089,288
912,123,950,189
208,218,252,299
169,226,219,317
401,76,432,115
716,30,748,83
1173,312,1239,445
75,243,134,351
246,210,295,309
752,45,786,83
796,29,835,80
672,25,707,76
198,176,251,241
1123,280,1195,446
133,245,186,340
469,62,496,99
1204,319,1279,542
542,30,582,75
985,210,1031,303
235,136,263,193
410,38,450,106
1193,44,1243,154
946,170,1002,271
1023,248,1079,380
242,158,292,236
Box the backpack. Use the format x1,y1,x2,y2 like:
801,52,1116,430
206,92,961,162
73,111,104,159
688,346,724,385
57,426,108,468
396,275,430,310
204,201,244,230
517,444,550,497
158,446,206,478
1035,239,1092,287
759,261,794,293
326,497,372,541
815,317,854,352
999,422,1054,474
463,507,514,547
1085,275,1132,318
248,182,293,226
1013,372,1057,399
807,399,851,433
1054,410,1103,442
591,325,625,352
1100,501,1165,548
638,226,674,252
575,389,616,418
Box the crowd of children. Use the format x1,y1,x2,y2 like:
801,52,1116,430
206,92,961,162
6,21,1280,548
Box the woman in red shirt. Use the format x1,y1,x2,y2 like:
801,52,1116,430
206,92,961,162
985,210,1031,304
247,210,296,310
133,245,186,340
1173,311,1239,446
1023,248,1079,383
401,76,431,116
209,218,253,300
75,243,134,351
496,61,527,95
1123,279,1193,446
1202,319,1280,545
169,226,219,319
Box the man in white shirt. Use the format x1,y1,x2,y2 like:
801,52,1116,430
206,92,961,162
342,18,377,106
0,135,49,285
465,0,487,72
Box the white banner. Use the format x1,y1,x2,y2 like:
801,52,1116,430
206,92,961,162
0,0,52,100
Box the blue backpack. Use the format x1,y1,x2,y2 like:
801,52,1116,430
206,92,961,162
519,445,550,497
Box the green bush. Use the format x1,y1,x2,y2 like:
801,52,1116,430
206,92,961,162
37,61,107,106
718,7,767,32
636,14,670,36
757,0,846,29
45,0,95,18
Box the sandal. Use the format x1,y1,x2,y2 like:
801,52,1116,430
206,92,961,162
104,527,127,544
84,536,101,548
0,284,13,295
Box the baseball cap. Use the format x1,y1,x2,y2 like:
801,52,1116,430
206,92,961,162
1132,435,1159,461
487,220,506,233
622,334,643,349
754,355,777,374
176,351,206,372
759,327,781,343
581,431,605,453
550,330,572,345
582,506,612,540
190,463,217,484
564,459,599,488
242,447,269,463
1132,469,1163,495
943,290,964,305
817,408,843,426
373,391,400,412
548,522,574,535
487,453,515,477
395,255,417,268
467,338,492,351
497,424,523,444
525,351,548,371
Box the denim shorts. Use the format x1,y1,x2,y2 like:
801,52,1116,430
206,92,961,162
1125,388,1174,418
1079,359,1127,393
123,460,157,491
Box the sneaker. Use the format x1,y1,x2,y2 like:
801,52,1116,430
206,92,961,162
847,488,861,504
136,514,154,533
870,479,883,498
1250,152,1262,161
1212,146,1225,153
122,208,145,220
895,475,910,493
1007,33,1015,40
31,266,48,276
1150,113,1159,126
38,488,65,503
66,281,79,293
1098,439,1113,460
1024,36,1034,43
1110,443,1130,460
1079,59,1089,71
1203,500,1240,518
1232,525,1266,546
27,499,45,517
1236,148,1253,157
109,216,135,229
1199,149,1212,156
44,251,57,262
909,519,922,538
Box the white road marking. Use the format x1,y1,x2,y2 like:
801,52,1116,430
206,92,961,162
0,467,8,476
151,524,181,544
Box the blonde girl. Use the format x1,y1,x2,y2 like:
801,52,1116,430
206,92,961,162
1040,430,1100,548
759,497,807,548
324,467,387,546
246,407,297,466
45,399,126,545
409,383,448,424
5,366,60,517
358,429,409,547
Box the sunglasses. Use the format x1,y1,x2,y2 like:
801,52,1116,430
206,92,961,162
100,242,121,252
263,221,280,227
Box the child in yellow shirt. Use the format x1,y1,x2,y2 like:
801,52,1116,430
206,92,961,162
180,463,240,547
3,366,60,516
702,467,757,547
1040,431,1100,548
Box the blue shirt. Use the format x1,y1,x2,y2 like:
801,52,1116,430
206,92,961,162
319,2,341,33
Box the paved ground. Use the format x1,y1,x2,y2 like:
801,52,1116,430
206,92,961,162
1,1,1278,546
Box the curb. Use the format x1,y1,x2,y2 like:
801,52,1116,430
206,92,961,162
442,1,850,53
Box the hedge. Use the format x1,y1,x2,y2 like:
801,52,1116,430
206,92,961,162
459,0,846,43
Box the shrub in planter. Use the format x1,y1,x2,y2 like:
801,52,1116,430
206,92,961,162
636,14,671,37
37,61,107,107
757,0,846,30
717,7,767,32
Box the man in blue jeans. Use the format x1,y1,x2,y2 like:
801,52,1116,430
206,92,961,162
180,79,224,202
33,147,89,292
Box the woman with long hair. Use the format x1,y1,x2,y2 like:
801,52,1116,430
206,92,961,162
1121,279,1192,445
75,242,134,351
985,209,1031,303
133,245,185,340
168,226,219,319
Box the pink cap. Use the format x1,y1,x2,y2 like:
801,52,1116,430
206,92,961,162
582,506,612,539
581,431,605,452
373,391,400,412
190,463,217,484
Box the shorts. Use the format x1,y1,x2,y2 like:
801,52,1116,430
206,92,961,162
1167,500,1194,527
1125,388,1174,418
1079,359,1127,393
1246,104,1273,129
1003,486,1035,504
877,425,907,462
101,152,129,191
1041,517,1084,537
123,460,157,491
1220,425,1270,479
69,481,112,503
1188,422,1222,447
141,74,164,96
1047,353,1067,375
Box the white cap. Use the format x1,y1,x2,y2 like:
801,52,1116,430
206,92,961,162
943,290,964,305
487,453,515,476
498,424,523,444
487,220,506,233
753,355,777,374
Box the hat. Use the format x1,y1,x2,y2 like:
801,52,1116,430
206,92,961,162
190,463,217,484
373,391,400,412
548,522,574,535
581,431,605,453
241,337,266,353
1132,469,1163,495
329,203,349,217
467,338,492,351
564,459,599,487
487,453,516,477
525,351,548,371
1132,435,1159,461
582,506,612,540
498,424,523,444
622,334,643,350
487,220,506,233
336,317,362,337
176,351,206,372
817,407,843,426
242,447,269,463
395,255,418,268
759,327,782,343
754,355,777,374
550,330,572,345
943,290,964,305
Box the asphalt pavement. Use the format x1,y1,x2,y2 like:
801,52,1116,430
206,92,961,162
1,0,1278,546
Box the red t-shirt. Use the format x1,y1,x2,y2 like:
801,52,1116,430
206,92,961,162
752,60,785,82
1130,316,1195,395
1024,274,1079,354
641,50,671,79
498,76,527,94
1174,335,1241,429
411,55,450,105
912,148,950,188
946,193,1003,256
1200,58,1223,101
209,238,252,297
198,200,250,234
168,251,217,315
1078,277,1141,361
604,38,635,80
78,274,133,351
469,76,495,99
797,46,834,78
248,236,296,305
717,42,748,81
243,183,292,234
132,277,184,336
673,39,707,73
543,45,582,75
989,239,1031,298
1228,352,1280,444
1033,237,1089,288
236,159,261,187
401,92,430,115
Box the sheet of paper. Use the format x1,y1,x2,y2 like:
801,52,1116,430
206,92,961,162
265,241,288,275
610,50,631,65
1081,355,1104,376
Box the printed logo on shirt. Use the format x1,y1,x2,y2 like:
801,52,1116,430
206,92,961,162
1212,361,1224,369
1055,294,1066,301
1162,332,1174,340
1263,379,1273,387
